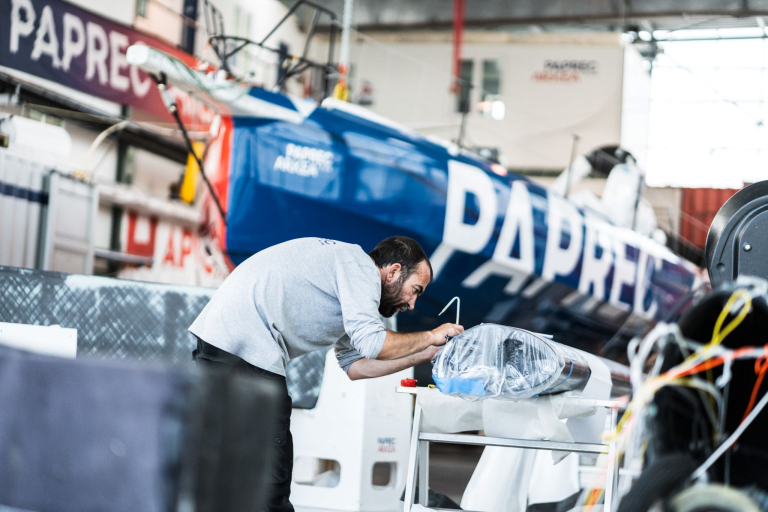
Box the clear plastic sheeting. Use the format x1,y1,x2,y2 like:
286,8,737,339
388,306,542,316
432,324,591,401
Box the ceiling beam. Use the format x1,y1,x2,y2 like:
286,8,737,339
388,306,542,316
281,0,768,32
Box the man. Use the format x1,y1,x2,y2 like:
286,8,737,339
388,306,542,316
189,236,463,512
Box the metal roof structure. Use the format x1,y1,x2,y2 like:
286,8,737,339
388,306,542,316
285,0,768,37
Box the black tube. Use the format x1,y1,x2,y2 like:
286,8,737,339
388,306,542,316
167,103,227,226
152,74,227,226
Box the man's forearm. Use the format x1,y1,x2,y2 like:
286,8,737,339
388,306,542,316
347,323,464,379
347,350,427,380
376,330,433,360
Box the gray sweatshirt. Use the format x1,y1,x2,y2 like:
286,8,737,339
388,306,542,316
189,238,385,376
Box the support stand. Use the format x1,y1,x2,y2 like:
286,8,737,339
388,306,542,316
398,387,621,512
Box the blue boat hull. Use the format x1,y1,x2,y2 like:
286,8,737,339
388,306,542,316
221,93,699,355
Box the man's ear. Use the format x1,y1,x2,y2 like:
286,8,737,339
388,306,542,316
386,262,402,283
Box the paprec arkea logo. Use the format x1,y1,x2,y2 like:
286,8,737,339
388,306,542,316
531,60,598,83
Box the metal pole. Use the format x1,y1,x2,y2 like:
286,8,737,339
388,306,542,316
404,403,423,512
604,407,620,511
564,134,580,199
331,0,353,100
108,105,130,276
418,440,429,506
153,76,228,225
631,170,644,230
668,206,679,255
339,0,353,71
451,0,466,91
452,0,467,147
457,82,469,148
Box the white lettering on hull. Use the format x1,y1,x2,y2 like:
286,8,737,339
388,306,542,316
542,195,583,281
579,217,613,298
443,160,497,254
434,160,672,319
272,143,335,178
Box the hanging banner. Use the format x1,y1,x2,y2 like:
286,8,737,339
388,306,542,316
0,0,214,128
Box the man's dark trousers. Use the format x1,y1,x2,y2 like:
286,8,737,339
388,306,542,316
193,338,294,512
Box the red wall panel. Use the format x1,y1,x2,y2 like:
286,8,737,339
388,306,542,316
680,188,740,249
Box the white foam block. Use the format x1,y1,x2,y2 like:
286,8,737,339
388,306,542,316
0,322,77,359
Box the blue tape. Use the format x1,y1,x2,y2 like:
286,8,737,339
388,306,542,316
434,376,486,396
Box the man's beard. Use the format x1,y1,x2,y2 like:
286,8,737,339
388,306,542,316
379,276,407,318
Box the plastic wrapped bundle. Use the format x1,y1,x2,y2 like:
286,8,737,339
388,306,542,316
432,324,591,401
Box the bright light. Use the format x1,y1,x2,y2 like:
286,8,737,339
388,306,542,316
490,163,508,176
491,100,505,120
478,99,505,120
476,100,491,113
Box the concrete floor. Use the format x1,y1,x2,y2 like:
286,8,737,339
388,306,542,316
427,443,485,504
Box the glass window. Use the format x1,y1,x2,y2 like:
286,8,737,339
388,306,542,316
135,0,148,18
481,59,504,119
482,60,501,100
456,59,473,113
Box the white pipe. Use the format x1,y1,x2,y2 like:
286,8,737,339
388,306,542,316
77,120,130,180
339,0,354,71
438,296,461,325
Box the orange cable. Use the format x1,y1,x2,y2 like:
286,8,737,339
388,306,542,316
584,343,768,509
742,347,768,422
586,487,602,508
670,345,764,380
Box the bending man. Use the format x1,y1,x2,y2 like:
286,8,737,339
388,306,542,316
189,236,463,512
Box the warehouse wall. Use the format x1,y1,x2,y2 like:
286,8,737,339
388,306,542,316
68,0,137,24
318,31,638,171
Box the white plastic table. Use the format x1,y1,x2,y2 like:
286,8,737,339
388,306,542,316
397,386,621,512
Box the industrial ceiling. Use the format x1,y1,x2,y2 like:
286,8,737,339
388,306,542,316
283,0,768,35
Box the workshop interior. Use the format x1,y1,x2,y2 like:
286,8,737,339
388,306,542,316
2,0,768,511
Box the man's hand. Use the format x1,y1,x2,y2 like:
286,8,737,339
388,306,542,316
430,323,464,346
418,344,441,363
376,323,464,360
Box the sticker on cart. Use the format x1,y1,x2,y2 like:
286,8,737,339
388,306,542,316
377,437,396,453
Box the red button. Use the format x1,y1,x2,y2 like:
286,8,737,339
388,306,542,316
401,379,417,387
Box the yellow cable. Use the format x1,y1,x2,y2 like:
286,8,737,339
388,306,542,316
584,288,754,508
712,289,752,346
701,289,751,416
586,373,726,507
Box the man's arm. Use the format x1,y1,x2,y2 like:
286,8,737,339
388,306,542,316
375,323,464,360
347,345,441,380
